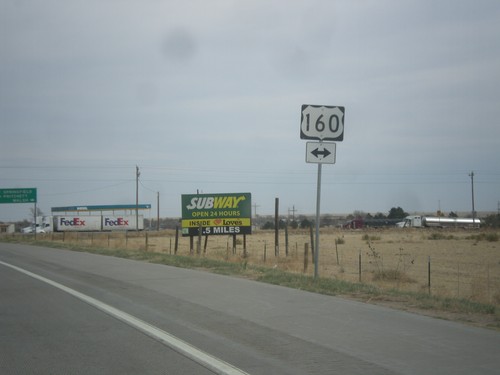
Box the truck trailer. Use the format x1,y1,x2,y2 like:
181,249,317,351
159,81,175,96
29,215,145,232
397,215,481,228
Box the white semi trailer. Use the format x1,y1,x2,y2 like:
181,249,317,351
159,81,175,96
397,215,481,228
55,215,144,231
30,215,145,232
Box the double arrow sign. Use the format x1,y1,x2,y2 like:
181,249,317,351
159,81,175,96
306,142,336,164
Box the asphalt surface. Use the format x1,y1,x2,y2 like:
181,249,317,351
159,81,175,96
1,242,499,374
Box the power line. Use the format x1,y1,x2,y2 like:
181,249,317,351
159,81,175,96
40,181,133,196
2,164,499,177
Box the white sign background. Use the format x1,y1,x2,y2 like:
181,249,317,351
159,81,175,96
300,105,345,141
306,142,336,164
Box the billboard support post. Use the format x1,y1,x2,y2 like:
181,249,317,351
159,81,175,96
34,201,37,240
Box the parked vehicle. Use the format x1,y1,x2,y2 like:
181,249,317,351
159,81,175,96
21,216,51,233
396,215,481,228
21,225,46,234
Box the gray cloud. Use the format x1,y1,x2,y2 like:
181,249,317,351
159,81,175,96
1,0,499,221
162,27,197,63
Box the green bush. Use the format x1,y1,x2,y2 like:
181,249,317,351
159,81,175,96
362,234,381,241
486,233,499,242
428,232,455,240
466,233,499,242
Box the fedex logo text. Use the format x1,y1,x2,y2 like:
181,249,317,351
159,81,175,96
59,218,86,226
104,218,129,226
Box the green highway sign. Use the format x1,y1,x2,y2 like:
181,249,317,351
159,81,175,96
0,188,37,204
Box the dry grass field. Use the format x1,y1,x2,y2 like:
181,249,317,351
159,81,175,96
40,227,500,307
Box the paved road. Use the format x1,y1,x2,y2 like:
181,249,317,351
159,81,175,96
1,243,499,374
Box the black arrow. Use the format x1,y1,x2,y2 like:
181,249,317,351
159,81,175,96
311,147,331,158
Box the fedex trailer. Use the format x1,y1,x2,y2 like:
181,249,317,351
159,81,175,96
102,215,143,231
55,216,102,231
53,215,144,232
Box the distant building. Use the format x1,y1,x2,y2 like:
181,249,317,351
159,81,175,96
0,223,15,234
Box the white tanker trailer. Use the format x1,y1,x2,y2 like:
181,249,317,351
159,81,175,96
397,215,480,228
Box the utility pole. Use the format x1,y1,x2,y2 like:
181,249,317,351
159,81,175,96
469,171,475,225
136,165,140,231
288,205,297,222
157,191,160,231
252,203,260,217
274,198,279,257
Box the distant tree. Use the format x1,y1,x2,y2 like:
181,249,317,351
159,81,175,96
448,211,458,218
353,210,366,218
483,214,500,228
388,207,408,219
289,220,299,229
374,212,386,219
261,221,275,230
300,218,312,229
29,207,44,218
278,219,287,229
322,214,335,227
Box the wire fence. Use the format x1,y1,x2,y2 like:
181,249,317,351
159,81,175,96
9,228,500,306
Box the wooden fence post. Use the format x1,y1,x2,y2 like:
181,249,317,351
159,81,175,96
174,226,179,254
304,243,309,273
309,225,315,263
335,239,339,265
204,235,209,254
358,250,362,282
285,224,289,257
428,256,431,295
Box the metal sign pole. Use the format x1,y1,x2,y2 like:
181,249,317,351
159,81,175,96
314,163,322,279
300,104,345,279
34,201,37,240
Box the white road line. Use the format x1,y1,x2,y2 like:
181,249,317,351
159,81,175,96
0,260,250,375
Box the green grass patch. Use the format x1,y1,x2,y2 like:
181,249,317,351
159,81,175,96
428,232,456,240
362,234,381,241
466,233,499,242
254,268,380,296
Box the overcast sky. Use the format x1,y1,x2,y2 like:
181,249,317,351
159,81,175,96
1,0,499,222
